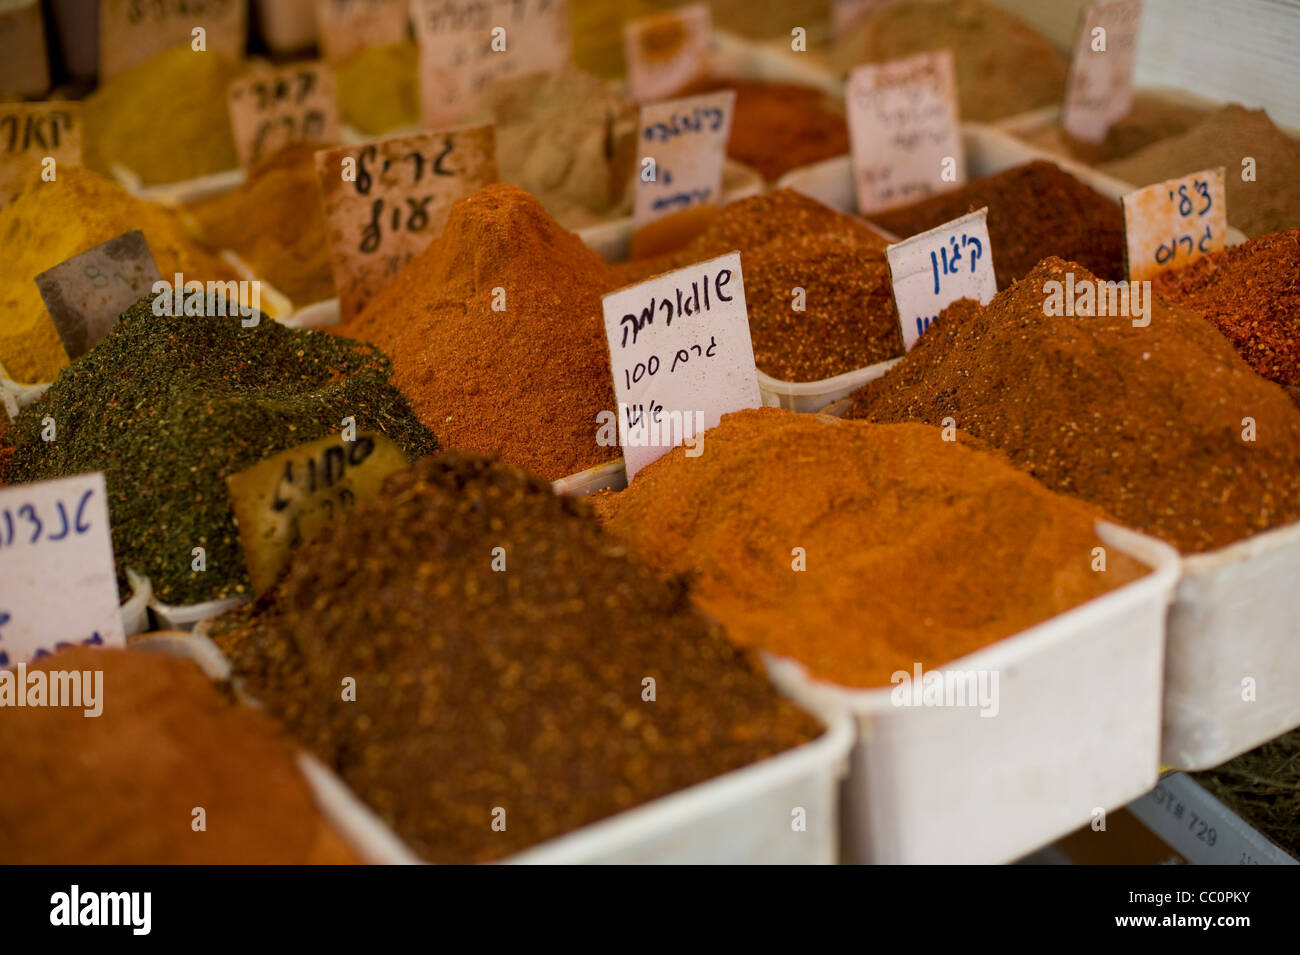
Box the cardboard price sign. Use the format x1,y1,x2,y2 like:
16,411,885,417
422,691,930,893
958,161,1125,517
624,3,710,104
0,0,50,97
634,89,734,228
0,474,125,665
412,0,571,129
227,62,340,168
0,102,82,210
1122,167,1226,282
226,432,409,595
1063,0,1143,144
315,125,497,320
35,230,162,360
601,252,760,480
314,0,408,65
886,208,996,350
846,49,964,215
99,0,249,80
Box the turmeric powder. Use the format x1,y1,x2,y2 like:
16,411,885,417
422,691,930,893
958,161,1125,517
337,42,420,136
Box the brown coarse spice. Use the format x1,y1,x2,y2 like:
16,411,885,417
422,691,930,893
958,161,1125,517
0,648,358,864
845,258,1300,554
869,161,1126,289
595,407,1147,688
213,453,820,863
1017,91,1210,166
1152,229,1300,402
343,184,621,480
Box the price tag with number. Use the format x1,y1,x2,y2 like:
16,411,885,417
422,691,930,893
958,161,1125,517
315,125,497,320
1122,167,1226,282
226,432,410,595
411,0,571,129
601,252,760,480
886,208,996,350
0,0,50,97
624,3,711,104
35,230,162,360
0,474,125,665
634,89,734,228
846,49,964,215
228,62,340,168
99,0,249,80
1063,0,1142,144
0,102,82,210
313,0,408,65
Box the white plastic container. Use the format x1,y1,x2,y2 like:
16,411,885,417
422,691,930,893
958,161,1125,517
111,161,247,208
551,459,627,497
149,593,247,632
758,358,900,413
763,521,1181,864
710,30,842,100
119,569,152,637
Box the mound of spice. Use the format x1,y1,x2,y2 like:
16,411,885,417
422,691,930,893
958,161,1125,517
681,77,849,181
84,45,244,185
868,161,1126,289
1016,91,1210,166
337,42,419,136
1195,728,1300,859
186,141,335,305
473,65,637,228
845,257,1300,554
595,407,1147,688
1152,229,1300,401
344,184,619,480
826,0,1067,122
0,166,241,384
618,190,899,382
1,301,435,604
214,452,820,863
1101,105,1300,238
0,647,357,864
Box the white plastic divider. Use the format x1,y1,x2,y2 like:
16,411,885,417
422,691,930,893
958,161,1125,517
762,520,1181,864
149,593,247,632
758,358,900,413
119,569,152,637
110,161,246,207
551,458,627,497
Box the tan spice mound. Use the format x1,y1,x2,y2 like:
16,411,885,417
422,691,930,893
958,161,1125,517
1017,91,1210,166
0,647,357,864
343,184,622,480
845,257,1300,554
596,407,1146,689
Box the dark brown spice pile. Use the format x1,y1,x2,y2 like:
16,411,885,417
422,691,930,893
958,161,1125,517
1152,229,1300,402
1195,728,1300,857
619,190,900,381
868,161,1126,289
845,257,1300,554
213,452,819,863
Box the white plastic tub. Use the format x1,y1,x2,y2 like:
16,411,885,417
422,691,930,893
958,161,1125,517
552,458,627,497
762,521,1181,864
758,358,900,413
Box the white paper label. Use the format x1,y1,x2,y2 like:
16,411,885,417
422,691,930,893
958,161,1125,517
886,208,995,350
602,252,759,481
313,0,408,65
227,61,340,168
831,0,893,38
411,0,571,129
1063,0,1143,144
1121,167,1226,282
0,0,50,97
0,101,82,211
846,49,964,215
98,0,249,80
624,3,710,104
0,474,125,665
633,89,734,228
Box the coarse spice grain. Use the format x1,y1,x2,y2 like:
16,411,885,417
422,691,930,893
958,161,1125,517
845,258,1300,554
1195,728,1300,858
0,647,358,864
868,161,1126,289
344,184,620,480
1152,229,1300,402
1016,91,1210,166
1,301,436,604
595,407,1147,688
213,452,820,863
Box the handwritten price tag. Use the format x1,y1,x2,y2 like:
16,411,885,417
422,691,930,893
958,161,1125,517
602,252,760,480
35,230,162,360
624,3,710,104
313,0,408,65
227,62,340,168
886,208,995,350
1063,0,1142,144
0,0,50,97
0,474,125,665
99,0,248,80
315,125,497,320
1122,167,1226,282
0,102,82,210
634,89,734,229
846,49,964,216
226,432,409,595
412,0,571,129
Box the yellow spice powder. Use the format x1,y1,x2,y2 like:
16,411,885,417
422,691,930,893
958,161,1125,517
338,42,420,136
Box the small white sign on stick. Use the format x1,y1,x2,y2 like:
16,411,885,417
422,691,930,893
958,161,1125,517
634,89,734,228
